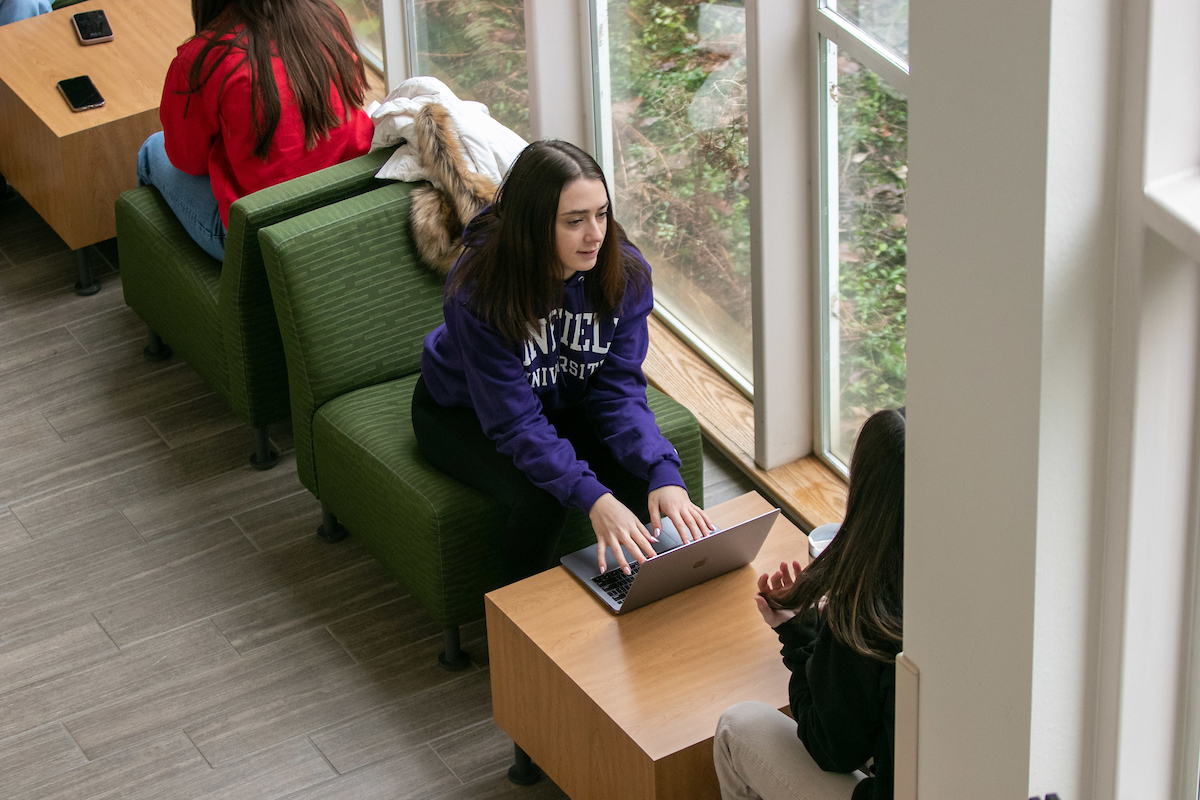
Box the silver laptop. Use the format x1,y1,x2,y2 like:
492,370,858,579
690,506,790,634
561,508,781,614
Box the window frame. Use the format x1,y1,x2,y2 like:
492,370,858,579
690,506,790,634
812,2,909,475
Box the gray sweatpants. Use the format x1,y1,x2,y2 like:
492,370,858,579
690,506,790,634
714,701,866,800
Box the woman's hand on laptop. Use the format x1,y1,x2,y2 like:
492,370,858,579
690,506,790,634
589,493,657,575
648,485,714,544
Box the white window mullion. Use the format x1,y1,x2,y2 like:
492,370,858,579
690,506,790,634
401,0,421,79
747,0,812,469
524,0,591,146
815,31,842,470
585,0,614,183
380,0,409,91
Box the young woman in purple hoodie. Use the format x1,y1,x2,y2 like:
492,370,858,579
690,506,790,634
412,140,712,582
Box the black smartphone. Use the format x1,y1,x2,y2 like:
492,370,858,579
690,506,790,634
72,10,113,45
56,75,105,112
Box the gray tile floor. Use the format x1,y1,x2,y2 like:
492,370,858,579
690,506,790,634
0,188,755,799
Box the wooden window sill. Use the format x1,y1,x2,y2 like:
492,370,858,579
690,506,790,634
644,315,848,530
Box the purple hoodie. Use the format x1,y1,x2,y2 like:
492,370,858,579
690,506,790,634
420,247,685,513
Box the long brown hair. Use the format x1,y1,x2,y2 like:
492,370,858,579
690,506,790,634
187,0,367,159
446,140,649,344
767,408,906,661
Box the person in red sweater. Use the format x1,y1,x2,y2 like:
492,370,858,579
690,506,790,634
136,0,374,260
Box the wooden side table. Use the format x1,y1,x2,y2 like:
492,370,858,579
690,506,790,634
486,491,812,800
0,0,191,294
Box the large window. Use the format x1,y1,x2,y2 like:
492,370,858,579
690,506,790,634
334,0,385,70
817,0,908,467
598,0,753,388
407,0,531,139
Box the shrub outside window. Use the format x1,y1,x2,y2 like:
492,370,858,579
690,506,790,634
406,0,531,139
817,1,908,469
598,0,753,388
334,0,384,71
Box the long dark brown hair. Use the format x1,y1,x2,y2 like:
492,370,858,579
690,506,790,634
187,0,367,159
767,408,906,661
446,140,650,344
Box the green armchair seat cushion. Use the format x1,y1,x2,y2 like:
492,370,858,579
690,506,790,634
312,375,704,627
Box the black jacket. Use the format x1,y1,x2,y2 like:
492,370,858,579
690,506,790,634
776,613,897,800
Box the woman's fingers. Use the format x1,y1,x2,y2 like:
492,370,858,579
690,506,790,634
623,524,656,561
667,510,693,544
610,540,631,574
754,594,772,625
683,507,707,541
647,497,662,541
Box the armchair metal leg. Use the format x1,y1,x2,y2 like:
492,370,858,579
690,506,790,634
508,743,541,786
438,625,471,672
143,326,173,362
317,505,348,543
249,426,278,470
74,248,101,296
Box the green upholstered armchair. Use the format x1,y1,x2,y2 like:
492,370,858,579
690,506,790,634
116,148,394,468
259,181,705,669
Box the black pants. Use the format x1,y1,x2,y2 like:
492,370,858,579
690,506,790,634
412,375,650,582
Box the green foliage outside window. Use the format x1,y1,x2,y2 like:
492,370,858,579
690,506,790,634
836,56,908,443
412,0,530,138
608,0,752,332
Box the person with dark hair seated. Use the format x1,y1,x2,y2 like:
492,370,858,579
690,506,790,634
715,408,906,800
0,0,49,26
412,139,714,584
137,0,374,260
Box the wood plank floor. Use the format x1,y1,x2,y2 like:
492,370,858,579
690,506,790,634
0,188,756,799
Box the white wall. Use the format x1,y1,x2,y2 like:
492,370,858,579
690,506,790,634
905,0,1051,794
907,0,1200,796
1028,0,1122,795
903,0,1142,794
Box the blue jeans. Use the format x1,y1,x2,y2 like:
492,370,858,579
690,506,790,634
136,132,226,261
0,0,50,25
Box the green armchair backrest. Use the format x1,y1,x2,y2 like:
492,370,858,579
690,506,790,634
117,146,396,431
259,181,446,491
218,147,397,425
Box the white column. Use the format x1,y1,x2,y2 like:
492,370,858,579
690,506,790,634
905,0,1053,795
746,0,811,469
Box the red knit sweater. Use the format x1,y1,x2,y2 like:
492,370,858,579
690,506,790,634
159,30,374,228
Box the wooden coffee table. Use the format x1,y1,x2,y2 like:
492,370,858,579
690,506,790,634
0,0,191,294
486,491,811,800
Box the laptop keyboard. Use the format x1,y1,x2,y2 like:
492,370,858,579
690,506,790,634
591,562,642,603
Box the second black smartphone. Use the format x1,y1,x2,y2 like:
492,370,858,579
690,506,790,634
72,10,113,45
57,75,105,112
